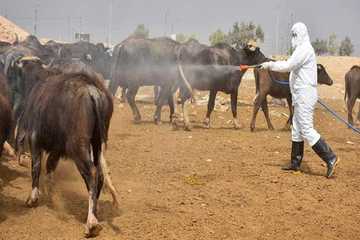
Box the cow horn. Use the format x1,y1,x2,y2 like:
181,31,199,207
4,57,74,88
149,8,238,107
19,56,41,62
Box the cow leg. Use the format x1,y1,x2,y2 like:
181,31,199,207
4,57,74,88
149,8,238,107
182,100,192,131
204,90,217,129
250,93,264,132
347,96,356,126
171,91,182,130
15,128,27,167
0,136,6,158
357,102,360,124
154,86,160,105
261,98,274,130
120,88,127,103
284,97,293,130
231,90,241,129
26,135,42,207
126,86,141,123
73,148,102,237
44,152,61,196
168,94,175,123
153,88,169,125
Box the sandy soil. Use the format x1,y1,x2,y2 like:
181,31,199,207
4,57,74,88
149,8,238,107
0,58,360,240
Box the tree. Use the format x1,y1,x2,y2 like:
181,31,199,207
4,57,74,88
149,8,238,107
339,37,354,56
255,25,265,43
176,33,197,43
327,33,338,56
132,24,149,38
226,21,265,50
312,38,328,55
209,29,226,46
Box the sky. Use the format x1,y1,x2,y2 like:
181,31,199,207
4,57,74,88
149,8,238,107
1,0,360,55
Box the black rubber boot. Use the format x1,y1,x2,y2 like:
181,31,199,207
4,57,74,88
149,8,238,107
282,141,304,171
312,138,338,178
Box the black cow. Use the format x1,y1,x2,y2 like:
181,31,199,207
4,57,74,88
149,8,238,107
109,37,192,124
15,58,118,237
175,43,268,130
45,40,112,80
345,65,360,126
250,64,334,131
0,65,12,158
1,36,58,119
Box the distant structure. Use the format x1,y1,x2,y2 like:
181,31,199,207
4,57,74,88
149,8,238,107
75,32,90,42
170,34,176,41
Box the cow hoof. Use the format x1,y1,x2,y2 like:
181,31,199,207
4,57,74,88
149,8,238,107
172,124,179,131
250,127,255,132
269,126,275,131
85,222,102,238
282,123,291,131
233,122,242,130
133,118,141,124
184,125,192,131
26,197,39,207
26,188,40,208
232,119,242,129
203,118,210,129
154,119,162,125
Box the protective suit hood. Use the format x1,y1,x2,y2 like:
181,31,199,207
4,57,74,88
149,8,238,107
291,22,310,49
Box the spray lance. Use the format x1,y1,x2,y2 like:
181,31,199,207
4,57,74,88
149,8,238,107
239,64,262,71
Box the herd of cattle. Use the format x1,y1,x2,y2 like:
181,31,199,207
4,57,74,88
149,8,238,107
0,35,359,237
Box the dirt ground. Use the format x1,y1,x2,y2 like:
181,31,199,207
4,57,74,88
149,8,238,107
0,57,360,240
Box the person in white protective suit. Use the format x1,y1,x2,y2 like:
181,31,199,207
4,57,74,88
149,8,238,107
260,22,338,178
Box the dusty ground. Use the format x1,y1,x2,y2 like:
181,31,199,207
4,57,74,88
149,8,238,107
0,57,360,240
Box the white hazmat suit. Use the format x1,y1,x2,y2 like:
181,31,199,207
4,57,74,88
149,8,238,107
262,22,320,146
261,22,338,178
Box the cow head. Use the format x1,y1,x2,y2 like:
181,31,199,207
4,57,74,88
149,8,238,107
317,64,333,86
241,43,267,66
12,56,50,119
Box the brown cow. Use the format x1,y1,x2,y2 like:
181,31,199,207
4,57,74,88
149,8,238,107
250,64,333,131
345,65,360,126
15,58,118,237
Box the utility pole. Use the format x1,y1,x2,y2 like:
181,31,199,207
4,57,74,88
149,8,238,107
275,12,280,55
34,1,39,36
164,9,169,36
108,0,113,47
287,12,295,54
67,16,71,41
79,16,82,34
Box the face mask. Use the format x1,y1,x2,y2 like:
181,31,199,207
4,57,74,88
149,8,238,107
291,32,298,48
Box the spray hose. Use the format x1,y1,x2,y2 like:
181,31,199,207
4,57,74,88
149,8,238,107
317,99,360,135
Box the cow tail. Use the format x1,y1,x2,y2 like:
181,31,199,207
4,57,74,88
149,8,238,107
89,86,108,166
176,46,194,99
89,86,119,207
